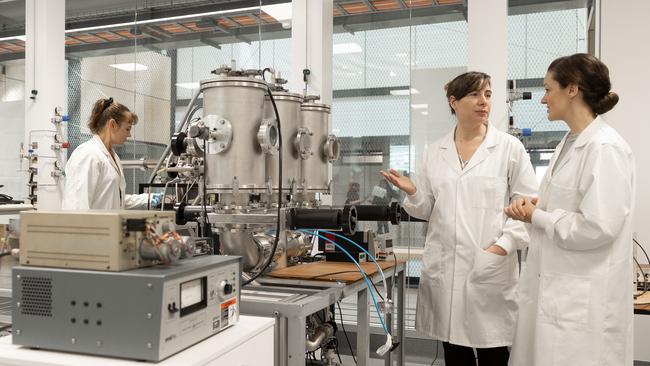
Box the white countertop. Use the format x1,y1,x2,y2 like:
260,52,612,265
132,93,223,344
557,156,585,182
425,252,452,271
0,315,274,366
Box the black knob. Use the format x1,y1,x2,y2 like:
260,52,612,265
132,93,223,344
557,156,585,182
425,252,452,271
171,132,187,156
167,302,179,313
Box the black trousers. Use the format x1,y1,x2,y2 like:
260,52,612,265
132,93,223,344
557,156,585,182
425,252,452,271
442,342,509,366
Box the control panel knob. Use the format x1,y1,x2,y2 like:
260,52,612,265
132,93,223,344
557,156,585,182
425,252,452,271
167,302,179,314
219,280,233,297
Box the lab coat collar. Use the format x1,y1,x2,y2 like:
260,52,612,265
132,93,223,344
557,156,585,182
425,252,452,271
549,116,606,177
439,122,498,175
91,134,121,175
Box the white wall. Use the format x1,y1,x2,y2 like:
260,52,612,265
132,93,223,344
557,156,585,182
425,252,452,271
79,51,171,145
598,1,650,361
468,0,508,131
0,61,25,200
0,101,25,201
410,67,467,173
599,0,650,255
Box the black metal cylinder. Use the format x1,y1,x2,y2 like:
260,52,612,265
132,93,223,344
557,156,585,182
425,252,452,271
350,202,401,225
288,207,357,235
175,203,214,225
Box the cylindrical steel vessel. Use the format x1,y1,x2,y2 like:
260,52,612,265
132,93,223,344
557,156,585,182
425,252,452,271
264,91,304,194
300,101,339,193
201,75,270,193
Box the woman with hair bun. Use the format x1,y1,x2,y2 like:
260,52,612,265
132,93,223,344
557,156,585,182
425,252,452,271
62,97,161,210
505,53,635,366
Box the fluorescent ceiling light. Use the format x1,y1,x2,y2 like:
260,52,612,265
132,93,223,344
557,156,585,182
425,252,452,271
420,111,429,116
109,63,148,71
68,6,260,33
390,88,419,96
0,6,262,42
411,104,428,110
333,42,362,55
261,3,292,22
176,82,200,89
0,35,24,42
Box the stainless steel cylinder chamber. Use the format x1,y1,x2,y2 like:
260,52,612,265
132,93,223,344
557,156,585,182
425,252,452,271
200,74,277,193
264,91,304,195
300,100,340,193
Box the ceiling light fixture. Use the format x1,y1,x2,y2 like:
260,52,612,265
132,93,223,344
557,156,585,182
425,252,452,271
176,82,200,89
333,42,362,54
389,88,419,96
109,63,148,71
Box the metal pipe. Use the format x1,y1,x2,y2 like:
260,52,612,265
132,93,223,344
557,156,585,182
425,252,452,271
120,158,159,170
148,88,202,184
305,323,334,352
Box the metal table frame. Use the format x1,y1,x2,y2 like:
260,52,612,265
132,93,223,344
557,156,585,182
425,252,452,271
240,262,405,366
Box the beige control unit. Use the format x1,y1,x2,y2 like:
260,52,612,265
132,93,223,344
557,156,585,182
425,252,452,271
20,210,183,271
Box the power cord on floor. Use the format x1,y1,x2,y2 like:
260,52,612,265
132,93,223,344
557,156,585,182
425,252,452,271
430,340,439,366
337,301,357,365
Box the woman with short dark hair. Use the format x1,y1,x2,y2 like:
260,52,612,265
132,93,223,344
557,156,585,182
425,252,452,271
382,71,538,366
505,53,635,366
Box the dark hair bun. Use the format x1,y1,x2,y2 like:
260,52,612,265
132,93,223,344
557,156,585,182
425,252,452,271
592,91,619,115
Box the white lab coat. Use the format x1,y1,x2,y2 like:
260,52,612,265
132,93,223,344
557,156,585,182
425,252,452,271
509,116,635,366
62,135,149,210
403,124,538,348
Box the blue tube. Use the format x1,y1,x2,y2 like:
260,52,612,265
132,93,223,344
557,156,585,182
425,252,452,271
306,231,389,335
305,229,386,286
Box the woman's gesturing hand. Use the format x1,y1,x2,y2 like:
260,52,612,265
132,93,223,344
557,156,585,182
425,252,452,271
380,169,417,196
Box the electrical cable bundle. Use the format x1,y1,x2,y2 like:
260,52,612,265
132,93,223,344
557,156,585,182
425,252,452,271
299,229,397,356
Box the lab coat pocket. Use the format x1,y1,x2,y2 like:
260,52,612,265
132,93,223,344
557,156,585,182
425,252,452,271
546,182,581,211
468,176,508,210
469,249,509,285
539,272,591,329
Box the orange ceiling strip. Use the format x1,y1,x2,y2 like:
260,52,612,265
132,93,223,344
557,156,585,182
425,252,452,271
216,19,235,28
94,31,124,41
231,15,258,26
70,34,105,43
436,0,462,4
371,0,401,11
341,2,372,14
65,37,84,45
0,43,23,52
181,22,206,31
114,29,144,39
407,0,434,7
259,12,277,23
158,24,192,33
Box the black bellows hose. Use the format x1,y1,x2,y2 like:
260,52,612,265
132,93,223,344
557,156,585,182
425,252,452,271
243,80,282,286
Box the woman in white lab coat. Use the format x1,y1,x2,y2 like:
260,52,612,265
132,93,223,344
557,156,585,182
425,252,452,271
62,98,159,210
382,72,538,366
505,53,634,366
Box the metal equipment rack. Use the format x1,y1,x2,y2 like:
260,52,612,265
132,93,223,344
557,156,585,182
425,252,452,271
241,260,406,366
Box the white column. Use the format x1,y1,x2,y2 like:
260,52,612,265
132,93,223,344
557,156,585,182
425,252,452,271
289,0,333,104
467,0,508,131
598,0,650,264
24,0,66,210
